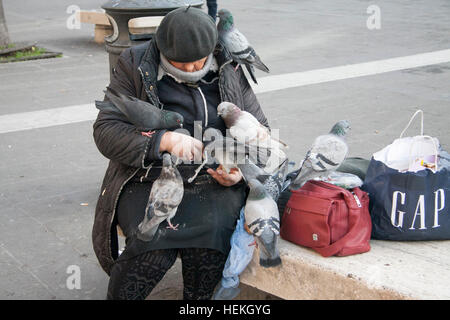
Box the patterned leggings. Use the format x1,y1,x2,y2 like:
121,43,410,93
106,248,227,300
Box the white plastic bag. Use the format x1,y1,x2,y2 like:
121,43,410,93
373,110,440,173
213,207,255,300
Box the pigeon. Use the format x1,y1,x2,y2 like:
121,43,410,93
244,179,281,268
217,9,269,84
136,152,184,241
290,120,351,190
217,101,288,174
237,157,289,202
95,86,184,137
187,128,271,183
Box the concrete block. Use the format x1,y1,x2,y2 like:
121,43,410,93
240,238,450,300
94,24,113,44
128,16,163,35
76,11,110,26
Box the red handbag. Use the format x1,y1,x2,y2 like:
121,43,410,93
280,180,372,257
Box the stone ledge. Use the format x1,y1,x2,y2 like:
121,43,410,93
239,238,450,300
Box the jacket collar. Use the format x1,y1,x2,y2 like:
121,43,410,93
137,39,232,107
139,39,232,85
138,39,160,86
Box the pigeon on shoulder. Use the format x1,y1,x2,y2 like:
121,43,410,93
290,120,351,190
217,9,269,84
136,153,184,241
95,86,184,137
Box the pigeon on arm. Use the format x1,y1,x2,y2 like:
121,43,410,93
217,101,288,174
244,179,281,268
187,128,271,183
136,152,184,241
95,86,184,137
290,120,351,190
217,9,269,84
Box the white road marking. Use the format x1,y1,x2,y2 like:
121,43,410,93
0,104,97,134
251,48,450,94
1,49,450,134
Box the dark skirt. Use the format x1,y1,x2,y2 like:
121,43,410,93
116,165,248,262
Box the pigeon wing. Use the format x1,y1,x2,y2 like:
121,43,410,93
309,134,349,171
224,29,251,62
204,137,271,169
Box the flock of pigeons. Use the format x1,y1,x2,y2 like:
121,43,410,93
94,9,351,269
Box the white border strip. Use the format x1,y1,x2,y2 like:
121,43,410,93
1,49,450,134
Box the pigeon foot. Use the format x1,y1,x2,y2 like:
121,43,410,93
166,222,179,230
141,130,155,137
248,239,258,248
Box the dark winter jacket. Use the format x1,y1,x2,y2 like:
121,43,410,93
92,39,269,275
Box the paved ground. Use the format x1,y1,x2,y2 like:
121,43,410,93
0,0,449,299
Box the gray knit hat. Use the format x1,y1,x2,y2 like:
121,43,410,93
155,6,218,63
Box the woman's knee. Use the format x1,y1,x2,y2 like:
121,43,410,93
107,249,178,300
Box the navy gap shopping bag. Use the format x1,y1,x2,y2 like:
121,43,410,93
362,110,450,240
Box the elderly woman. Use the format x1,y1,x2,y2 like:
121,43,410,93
92,7,269,300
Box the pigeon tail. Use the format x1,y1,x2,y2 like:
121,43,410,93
136,224,159,242
252,55,270,73
95,100,122,115
103,87,134,119
136,204,161,242
245,64,258,84
257,230,281,268
260,255,282,268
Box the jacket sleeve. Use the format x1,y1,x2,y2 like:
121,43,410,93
239,67,270,129
93,48,165,168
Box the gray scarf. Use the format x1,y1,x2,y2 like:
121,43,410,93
159,53,214,85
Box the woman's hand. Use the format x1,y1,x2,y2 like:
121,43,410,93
159,131,203,162
207,165,243,187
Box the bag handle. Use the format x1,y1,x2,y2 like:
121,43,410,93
313,189,363,257
399,109,424,138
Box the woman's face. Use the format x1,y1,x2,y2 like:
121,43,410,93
168,56,208,72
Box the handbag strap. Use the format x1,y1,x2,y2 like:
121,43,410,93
313,188,364,257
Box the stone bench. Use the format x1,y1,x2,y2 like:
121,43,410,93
120,223,450,299
239,237,450,299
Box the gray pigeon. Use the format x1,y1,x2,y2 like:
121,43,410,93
217,9,269,84
187,128,272,183
290,120,351,190
244,179,281,268
95,86,184,137
237,157,289,202
137,153,184,241
217,101,288,174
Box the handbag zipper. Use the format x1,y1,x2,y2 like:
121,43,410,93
311,181,363,208
351,192,362,208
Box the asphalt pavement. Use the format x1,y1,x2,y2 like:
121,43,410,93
0,0,449,300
